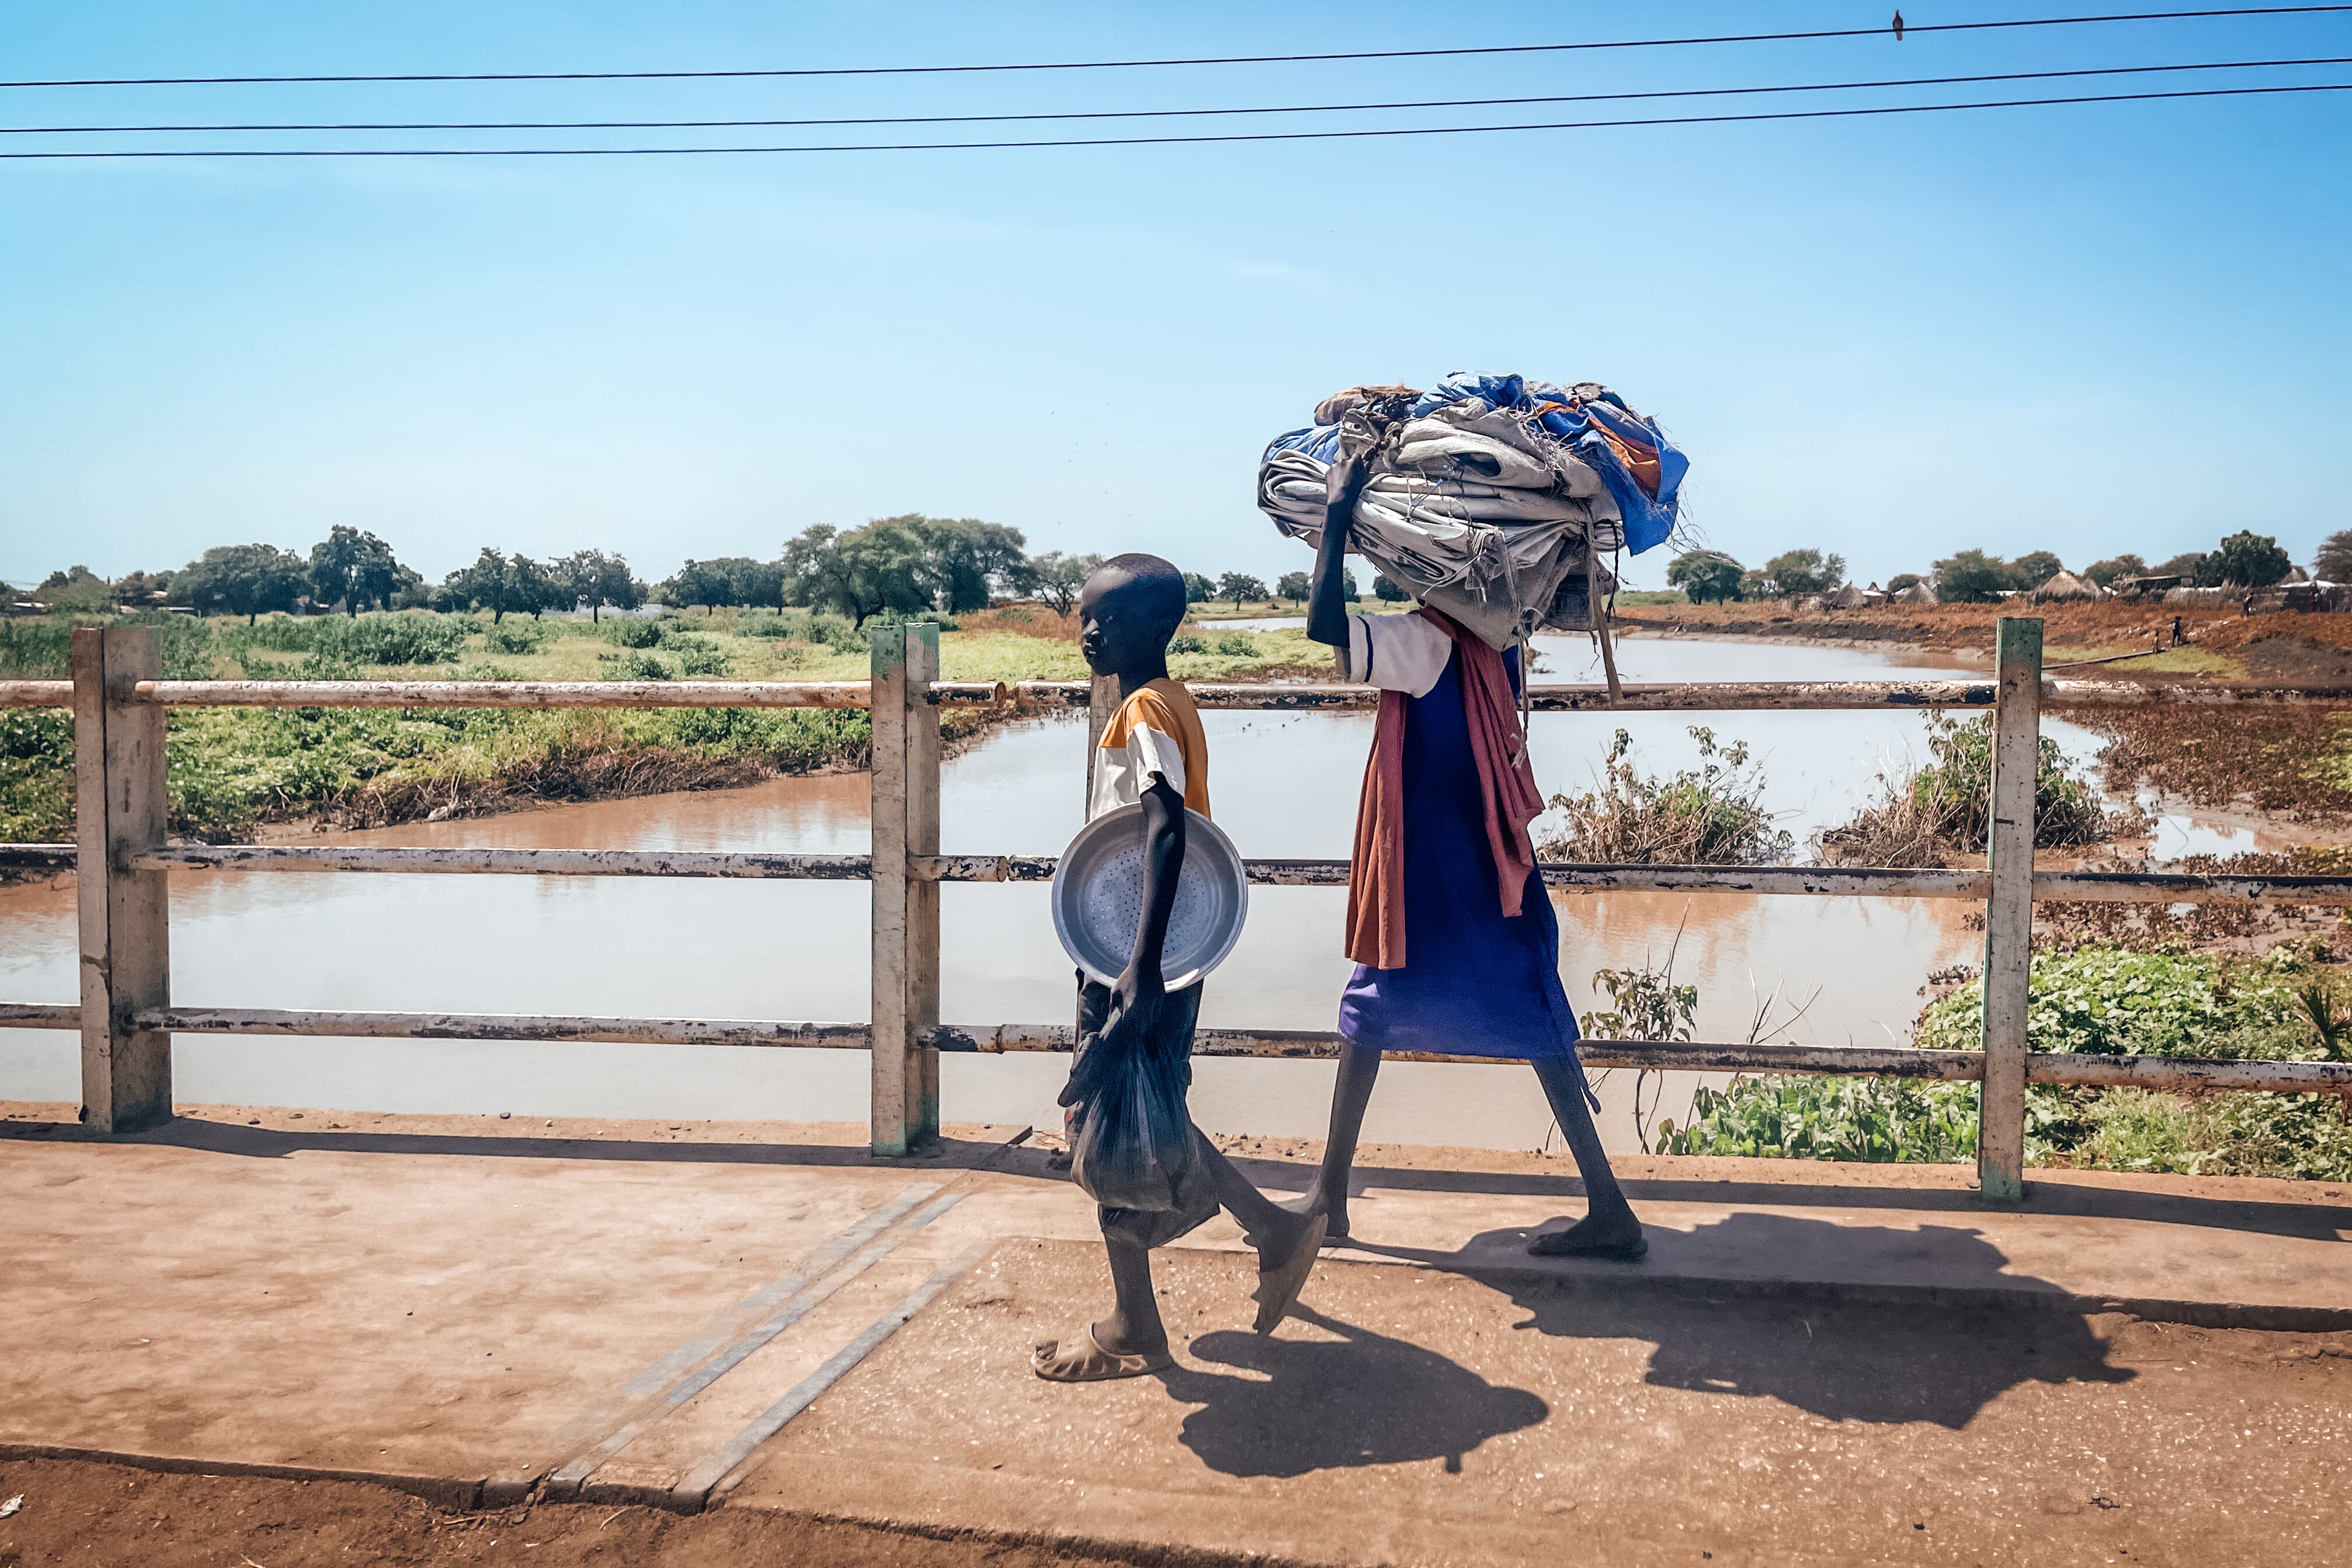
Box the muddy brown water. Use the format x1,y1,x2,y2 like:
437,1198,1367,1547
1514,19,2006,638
0,636,2262,1152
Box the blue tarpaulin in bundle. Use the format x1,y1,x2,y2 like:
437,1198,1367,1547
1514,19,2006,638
1408,372,1687,556
1255,370,1688,646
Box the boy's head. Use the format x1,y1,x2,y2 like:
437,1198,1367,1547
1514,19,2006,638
1078,554,1187,678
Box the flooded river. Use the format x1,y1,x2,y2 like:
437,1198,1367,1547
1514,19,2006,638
0,635,2230,1152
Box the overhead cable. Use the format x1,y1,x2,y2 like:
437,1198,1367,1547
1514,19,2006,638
4,6,2348,90
4,79,2345,157
7,55,2344,134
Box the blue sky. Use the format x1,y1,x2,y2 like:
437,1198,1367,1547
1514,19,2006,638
4,2,2347,592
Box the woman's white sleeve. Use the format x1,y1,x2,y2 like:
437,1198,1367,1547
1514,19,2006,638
1349,614,1453,698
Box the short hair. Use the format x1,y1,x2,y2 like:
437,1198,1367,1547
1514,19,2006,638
1096,552,1187,629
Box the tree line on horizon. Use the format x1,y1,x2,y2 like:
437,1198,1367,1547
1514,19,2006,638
20,517,2339,623
1665,528,2316,604
4,516,1347,627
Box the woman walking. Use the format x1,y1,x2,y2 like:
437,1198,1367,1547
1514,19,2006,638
1297,452,1644,1258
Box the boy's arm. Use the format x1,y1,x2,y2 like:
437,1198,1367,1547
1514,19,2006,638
1110,774,1187,1026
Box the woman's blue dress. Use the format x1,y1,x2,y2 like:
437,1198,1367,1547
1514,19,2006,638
1336,647,1582,1061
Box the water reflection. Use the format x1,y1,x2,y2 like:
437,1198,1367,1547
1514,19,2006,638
0,638,2260,1151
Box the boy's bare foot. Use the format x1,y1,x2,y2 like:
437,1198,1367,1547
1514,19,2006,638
1249,1209,1328,1333
1032,1321,1172,1382
1526,1211,1647,1261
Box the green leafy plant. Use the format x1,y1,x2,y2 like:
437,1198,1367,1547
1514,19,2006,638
306,612,469,667
668,636,734,677
482,618,553,655
1588,964,1698,1048
1656,1076,1981,1163
605,651,674,681
603,617,669,649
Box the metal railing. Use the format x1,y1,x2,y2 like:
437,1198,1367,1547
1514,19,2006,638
6,620,2352,1199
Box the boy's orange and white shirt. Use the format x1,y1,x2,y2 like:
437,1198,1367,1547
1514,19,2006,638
1088,677,1211,822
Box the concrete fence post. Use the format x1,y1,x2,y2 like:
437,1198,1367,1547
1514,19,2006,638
869,622,940,1156
1977,616,2042,1201
73,625,173,1132
904,624,941,1149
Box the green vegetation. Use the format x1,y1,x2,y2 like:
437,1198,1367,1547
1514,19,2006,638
2041,642,2243,678
2315,530,2352,585
1658,1076,1982,1164
1657,944,2352,1180
1665,550,1743,604
1660,546,1845,603
1,708,74,842
0,603,1329,841
1822,710,2127,866
1540,727,1793,865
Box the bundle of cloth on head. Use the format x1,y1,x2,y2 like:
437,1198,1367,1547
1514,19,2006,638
1256,371,1688,649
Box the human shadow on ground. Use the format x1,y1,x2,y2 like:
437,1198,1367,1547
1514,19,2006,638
1160,1304,1547,1478
1368,1211,2136,1429
1240,1157,2350,1245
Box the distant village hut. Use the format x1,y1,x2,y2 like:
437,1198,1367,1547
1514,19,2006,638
1893,580,1938,604
1822,583,1868,610
2030,569,2105,602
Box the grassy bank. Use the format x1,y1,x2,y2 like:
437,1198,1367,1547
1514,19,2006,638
0,606,1326,841
1656,941,2352,1180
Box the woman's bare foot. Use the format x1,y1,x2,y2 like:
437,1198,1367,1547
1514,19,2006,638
1526,1210,1647,1260
1032,1320,1172,1382
1289,1190,1352,1247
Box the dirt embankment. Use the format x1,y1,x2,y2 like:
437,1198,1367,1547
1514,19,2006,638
1620,601,2352,682
0,1455,1236,1568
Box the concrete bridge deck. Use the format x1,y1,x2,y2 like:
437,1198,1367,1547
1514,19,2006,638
5,1102,2350,1566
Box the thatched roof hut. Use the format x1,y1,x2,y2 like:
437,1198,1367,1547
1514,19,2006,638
2030,569,2105,602
1893,580,1937,604
1822,583,1868,610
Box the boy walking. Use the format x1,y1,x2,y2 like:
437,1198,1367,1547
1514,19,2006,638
1032,554,1326,1382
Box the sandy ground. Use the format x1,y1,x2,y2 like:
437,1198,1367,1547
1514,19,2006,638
731,1240,2352,1568
5,1109,2350,1566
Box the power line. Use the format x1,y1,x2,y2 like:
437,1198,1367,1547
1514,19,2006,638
4,6,2348,90
7,55,2344,134
5,79,2344,158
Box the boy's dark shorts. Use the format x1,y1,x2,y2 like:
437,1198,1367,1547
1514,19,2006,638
1073,972,1219,1251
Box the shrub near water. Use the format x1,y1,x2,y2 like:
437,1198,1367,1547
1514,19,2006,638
1656,944,2352,1179
1822,710,2121,866
1541,727,1793,865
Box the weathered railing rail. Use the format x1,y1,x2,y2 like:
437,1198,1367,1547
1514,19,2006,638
9,841,2347,908
7,1002,2350,1094
6,621,2352,1195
